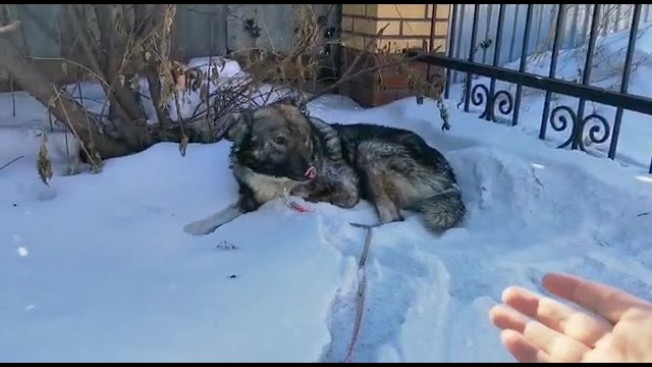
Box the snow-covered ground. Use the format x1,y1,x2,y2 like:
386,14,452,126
1,34,652,362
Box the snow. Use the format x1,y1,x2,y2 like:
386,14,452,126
1,39,652,362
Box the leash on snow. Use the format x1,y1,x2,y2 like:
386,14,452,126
280,184,379,362
344,222,379,363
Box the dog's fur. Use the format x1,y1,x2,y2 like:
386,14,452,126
329,122,466,232
186,99,465,235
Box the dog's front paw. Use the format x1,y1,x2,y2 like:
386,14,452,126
378,205,404,224
329,192,360,209
238,195,260,213
305,195,322,203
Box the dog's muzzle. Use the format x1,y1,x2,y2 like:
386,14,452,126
304,166,317,181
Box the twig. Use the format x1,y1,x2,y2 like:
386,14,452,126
64,5,104,79
26,56,111,91
0,19,19,34
173,88,189,156
207,20,215,139
0,10,17,119
10,75,15,117
0,155,23,171
48,104,54,131
51,87,101,171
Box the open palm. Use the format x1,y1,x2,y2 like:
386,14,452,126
490,272,652,362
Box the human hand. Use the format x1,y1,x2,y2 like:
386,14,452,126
489,272,652,362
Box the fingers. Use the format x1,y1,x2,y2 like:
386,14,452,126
490,304,591,362
500,329,554,363
490,303,529,333
543,272,652,324
491,272,652,362
501,286,613,347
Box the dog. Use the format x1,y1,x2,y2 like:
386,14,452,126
183,99,360,236
183,99,465,236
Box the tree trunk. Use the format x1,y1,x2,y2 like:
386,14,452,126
0,35,136,159
146,69,173,127
0,12,215,162
93,5,148,124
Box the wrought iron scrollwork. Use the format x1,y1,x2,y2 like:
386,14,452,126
470,84,514,122
549,105,611,151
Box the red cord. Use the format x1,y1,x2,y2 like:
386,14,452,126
287,201,313,213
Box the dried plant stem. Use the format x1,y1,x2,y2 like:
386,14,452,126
0,155,23,171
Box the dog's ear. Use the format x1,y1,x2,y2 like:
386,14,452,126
309,116,342,161
217,111,253,144
274,94,309,114
308,116,334,136
274,94,301,107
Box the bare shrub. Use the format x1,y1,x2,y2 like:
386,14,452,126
0,5,447,179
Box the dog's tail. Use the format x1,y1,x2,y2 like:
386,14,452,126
417,187,466,233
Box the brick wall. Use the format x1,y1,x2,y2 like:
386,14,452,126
339,4,450,107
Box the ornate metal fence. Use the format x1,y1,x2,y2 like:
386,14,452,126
411,4,652,174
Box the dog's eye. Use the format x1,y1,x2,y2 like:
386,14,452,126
273,136,287,145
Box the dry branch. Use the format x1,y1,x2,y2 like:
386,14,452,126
0,19,19,34
0,155,23,171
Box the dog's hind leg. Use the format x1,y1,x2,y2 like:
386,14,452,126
183,202,243,236
359,167,404,224
417,188,466,233
353,142,404,225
